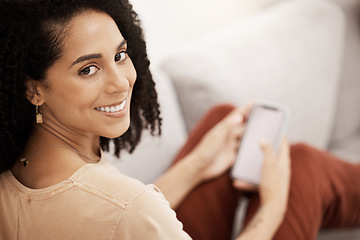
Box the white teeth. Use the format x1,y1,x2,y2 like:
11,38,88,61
119,100,125,109
96,100,126,113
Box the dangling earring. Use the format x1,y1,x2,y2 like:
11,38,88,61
36,105,43,124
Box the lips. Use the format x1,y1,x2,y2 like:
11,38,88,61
95,99,126,113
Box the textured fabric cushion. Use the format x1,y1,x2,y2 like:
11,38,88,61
105,70,187,184
130,0,284,65
160,0,345,149
327,0,360,162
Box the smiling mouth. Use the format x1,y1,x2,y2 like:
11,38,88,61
95,99,126,113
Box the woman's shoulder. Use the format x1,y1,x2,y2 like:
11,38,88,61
75,169,191,239
71,157,152,208
71,159,192,239
112,182,192,239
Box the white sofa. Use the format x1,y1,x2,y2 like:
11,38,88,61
105,0,360,239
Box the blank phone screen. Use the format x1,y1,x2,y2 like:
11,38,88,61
231,105,284,184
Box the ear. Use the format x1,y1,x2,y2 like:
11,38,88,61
25,79,45,106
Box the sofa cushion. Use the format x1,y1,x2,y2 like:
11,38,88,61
130,0,284,66
160,0,345,149
327,0,360,162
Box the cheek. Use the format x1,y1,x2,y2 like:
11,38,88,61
44,83,97,114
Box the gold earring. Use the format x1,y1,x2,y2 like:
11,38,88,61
36,105,43,124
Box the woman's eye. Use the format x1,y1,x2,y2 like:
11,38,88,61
115,51,127,62
79,65,99,76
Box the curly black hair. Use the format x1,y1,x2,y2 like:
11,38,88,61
0,0,161,173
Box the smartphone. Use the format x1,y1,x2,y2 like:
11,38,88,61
230,101,290,185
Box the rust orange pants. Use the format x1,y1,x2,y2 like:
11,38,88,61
173,104,360,240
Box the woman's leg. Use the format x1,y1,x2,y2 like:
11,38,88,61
173,104,242,240
243,143,360,240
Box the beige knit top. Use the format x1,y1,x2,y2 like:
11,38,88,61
0,157,191,240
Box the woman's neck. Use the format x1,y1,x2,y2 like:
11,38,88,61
10,123,101,189
37,121,101,162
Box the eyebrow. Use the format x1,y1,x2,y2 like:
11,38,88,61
69,39,127,69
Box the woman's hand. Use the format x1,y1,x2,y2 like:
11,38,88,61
258,139,291,211
187,104,252,182
235,139,291,240
154,104,252,209
234,139,291,210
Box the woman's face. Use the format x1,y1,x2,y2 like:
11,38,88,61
37,11,136,139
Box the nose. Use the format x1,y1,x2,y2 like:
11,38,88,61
105,64,134,94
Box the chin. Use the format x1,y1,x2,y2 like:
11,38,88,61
104,123,130,139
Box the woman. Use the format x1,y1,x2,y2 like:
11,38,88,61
0,0,290,239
